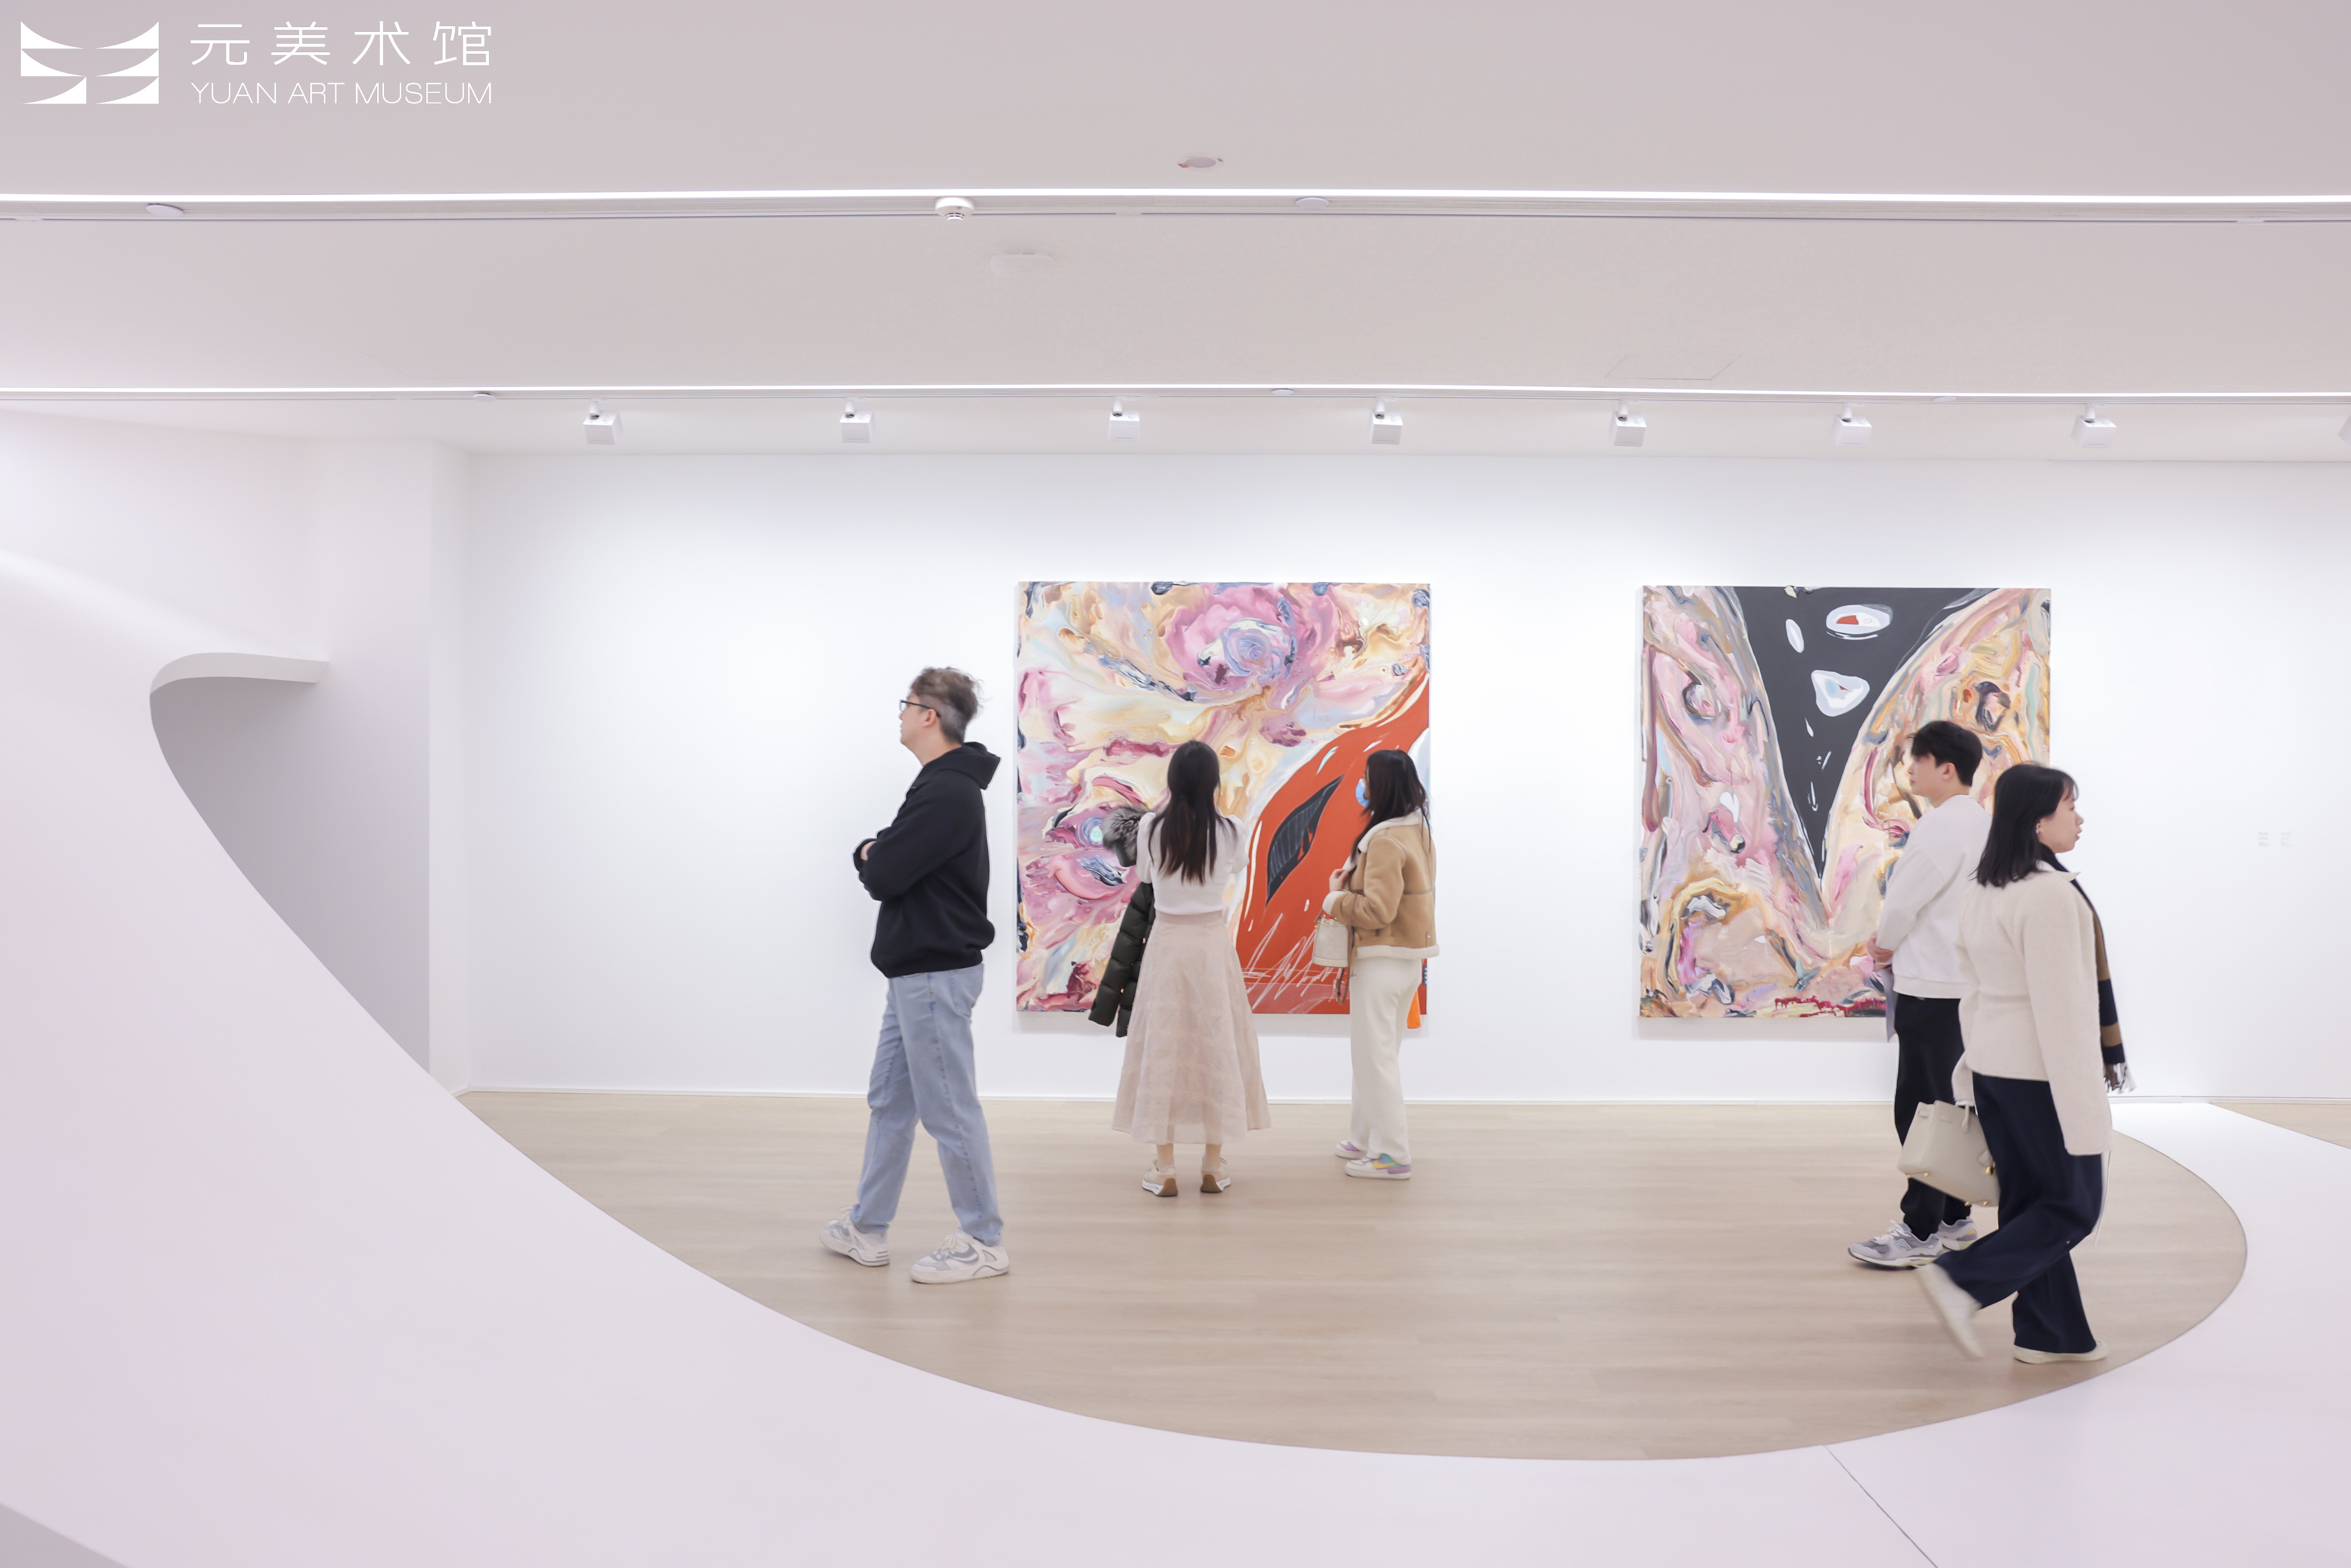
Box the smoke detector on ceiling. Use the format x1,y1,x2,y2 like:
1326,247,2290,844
1178,155,1223,169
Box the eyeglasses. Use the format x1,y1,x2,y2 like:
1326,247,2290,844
899,700,935,715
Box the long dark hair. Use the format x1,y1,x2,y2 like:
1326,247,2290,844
1363,749,1428,834
1976,763,2077,889
1156,740,1227,884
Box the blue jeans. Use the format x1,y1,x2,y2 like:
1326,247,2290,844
849,963,1002,1248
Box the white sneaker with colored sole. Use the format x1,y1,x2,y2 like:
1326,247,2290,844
910,1231,1009,1284
819,1207,888,1267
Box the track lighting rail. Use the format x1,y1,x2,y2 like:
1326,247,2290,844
9,188,2351,225
5,383,2348,406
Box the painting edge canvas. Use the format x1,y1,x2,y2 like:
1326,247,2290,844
1638,584,2051,1021
1015,580,1431,1016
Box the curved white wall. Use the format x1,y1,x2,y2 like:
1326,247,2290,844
1,412,463,1073
461,454,2351,1101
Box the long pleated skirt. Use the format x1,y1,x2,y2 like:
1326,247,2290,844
1111,911,1272,1145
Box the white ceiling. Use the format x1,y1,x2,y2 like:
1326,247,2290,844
16,0,2351,195
7,0,2350,457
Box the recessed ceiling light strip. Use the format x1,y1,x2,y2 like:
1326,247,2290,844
3,383,2349,405
6,188,2351,224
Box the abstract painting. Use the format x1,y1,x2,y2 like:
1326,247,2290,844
1640,586,2050,1018
1016,581,1430,1014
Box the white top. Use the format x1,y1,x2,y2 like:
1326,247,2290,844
1875,795,1991,999
1138,812,1241,916
1952,868,2110,1156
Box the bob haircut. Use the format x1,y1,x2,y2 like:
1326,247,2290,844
1976,763,2078,889
1154,739,1229,884
1363,748,1429,834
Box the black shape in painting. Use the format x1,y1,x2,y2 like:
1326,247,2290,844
1728,586,1989,876
1264,777,1343,898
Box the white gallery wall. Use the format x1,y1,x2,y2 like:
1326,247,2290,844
1,411,459,1076
461,453,2349,1103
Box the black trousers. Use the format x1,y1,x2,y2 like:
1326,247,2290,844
1937,1073,2104,1355
1892,993,1973,1240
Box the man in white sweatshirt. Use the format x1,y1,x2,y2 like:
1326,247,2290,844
1848,721,1995,1268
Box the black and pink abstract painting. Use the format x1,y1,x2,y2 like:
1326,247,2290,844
1640,586,2051,1018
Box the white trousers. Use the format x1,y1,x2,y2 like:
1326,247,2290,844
1347,956,1419,1163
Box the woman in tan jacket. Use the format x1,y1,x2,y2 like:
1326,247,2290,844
1323,749,1437,1179
1916,764,2110,1364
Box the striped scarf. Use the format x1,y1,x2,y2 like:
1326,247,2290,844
2042,848,2126,1071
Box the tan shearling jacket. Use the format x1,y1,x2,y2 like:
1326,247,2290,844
1323,811,1438,961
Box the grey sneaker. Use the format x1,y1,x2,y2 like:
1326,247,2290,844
1935,1216,1981,1252
910,1230,1009,1284
1848,1222,1940,1269
820,1207,888,1267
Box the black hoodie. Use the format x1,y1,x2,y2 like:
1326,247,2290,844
852,743,999,977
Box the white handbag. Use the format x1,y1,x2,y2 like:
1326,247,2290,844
1897,1101,2000,1208
1310,852,1357,968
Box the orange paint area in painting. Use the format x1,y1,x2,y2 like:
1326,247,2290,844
1233,679,1429,1013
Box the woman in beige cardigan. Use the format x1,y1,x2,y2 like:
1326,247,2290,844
1323,750,1437,1179
1917,764,2110,1364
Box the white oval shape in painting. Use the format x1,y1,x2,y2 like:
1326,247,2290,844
1812,669,1872,716
1784,618,1805,653
1824,603,1892,640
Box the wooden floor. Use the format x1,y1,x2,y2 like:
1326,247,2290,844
463,1094,2244,1461
2219,1100,2351,1151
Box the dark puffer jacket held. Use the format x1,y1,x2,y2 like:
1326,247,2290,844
1086,882,1157,1036
852,743,999,977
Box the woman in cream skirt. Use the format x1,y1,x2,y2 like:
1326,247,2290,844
1111,739,1272,1194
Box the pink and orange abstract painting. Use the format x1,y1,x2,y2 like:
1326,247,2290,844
1016,581,1430,1015
1640,586,2050,1018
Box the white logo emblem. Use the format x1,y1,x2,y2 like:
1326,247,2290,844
21,22,160,105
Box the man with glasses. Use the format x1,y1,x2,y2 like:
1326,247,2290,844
821,667,1010,1283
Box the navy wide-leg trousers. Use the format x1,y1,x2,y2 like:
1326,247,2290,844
1936,1072,2104,1355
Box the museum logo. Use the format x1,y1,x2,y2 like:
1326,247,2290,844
19,17,495,110
20,22,161,105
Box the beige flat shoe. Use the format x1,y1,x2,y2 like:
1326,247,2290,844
1916,1262,1985,1360
1201,1163,1231,1194
1142,1165,1178,1198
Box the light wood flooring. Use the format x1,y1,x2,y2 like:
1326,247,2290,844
462,1095,2244,1461
2218,1100,2351,1151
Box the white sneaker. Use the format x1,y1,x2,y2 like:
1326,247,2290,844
819,1207,888,1267
1334,1140,1368,1160
1935,1216,1981,1252
2015,1343,2107,1364
1142,1164,1178,1198
1848,1222,1940,1269
1916,1262,1984,1359
1344,1154,1412,1179
910,1230,1009,1284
